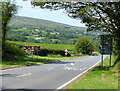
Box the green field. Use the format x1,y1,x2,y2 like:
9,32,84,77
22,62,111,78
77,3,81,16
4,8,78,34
7,41,74,51
65,55,119,89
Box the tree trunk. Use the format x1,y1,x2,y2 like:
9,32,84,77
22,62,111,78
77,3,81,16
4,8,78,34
112,30,120,67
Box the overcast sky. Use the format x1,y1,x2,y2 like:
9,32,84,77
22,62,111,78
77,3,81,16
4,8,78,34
15,0,86,27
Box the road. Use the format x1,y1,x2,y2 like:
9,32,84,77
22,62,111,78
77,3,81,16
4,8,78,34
1,55,106,90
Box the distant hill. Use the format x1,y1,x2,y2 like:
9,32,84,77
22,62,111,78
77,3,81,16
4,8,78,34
7,15,104,44
10,16,85,28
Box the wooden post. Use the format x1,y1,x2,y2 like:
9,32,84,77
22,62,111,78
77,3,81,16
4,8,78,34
37,51,38,59
31,51,33,61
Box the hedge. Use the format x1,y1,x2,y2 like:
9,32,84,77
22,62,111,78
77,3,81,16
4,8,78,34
33,49,71,56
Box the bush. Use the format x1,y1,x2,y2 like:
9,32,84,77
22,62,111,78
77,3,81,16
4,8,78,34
74,37,94,55
2,42,26,61
91,53,99,56
3,42,26,60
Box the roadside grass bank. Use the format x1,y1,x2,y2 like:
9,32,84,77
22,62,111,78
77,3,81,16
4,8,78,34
64,55,119,90
1,54,89,70
1,41,90,70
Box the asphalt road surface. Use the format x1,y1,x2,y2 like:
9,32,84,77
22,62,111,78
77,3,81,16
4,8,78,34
1,55,106,90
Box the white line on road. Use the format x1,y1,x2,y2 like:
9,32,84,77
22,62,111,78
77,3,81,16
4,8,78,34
16,73,31,77
64,67,72,71
56,55,107,90
70,63,74,66
48,68,54,70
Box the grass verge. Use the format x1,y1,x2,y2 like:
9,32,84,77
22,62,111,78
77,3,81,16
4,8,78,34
64,55,119,90
1,41,89,69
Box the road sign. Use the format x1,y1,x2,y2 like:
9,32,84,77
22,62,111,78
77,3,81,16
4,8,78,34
100,35,112,54
34,46,40,51
22,46,41,51
100,34,112,67
65,49,68,52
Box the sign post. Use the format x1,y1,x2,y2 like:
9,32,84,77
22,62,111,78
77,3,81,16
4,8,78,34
34,46,40,59
65,49,68,57
100,35,112,67
22,46,41,60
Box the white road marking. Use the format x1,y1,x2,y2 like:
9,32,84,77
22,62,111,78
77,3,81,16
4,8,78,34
56,55,107,90
79,68,82,71
64,67,72,71
48,68,54,70
64,67,87,71
16,73,31,77
70,63,74,66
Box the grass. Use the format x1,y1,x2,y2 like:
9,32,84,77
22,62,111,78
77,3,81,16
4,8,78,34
64,55,119,90
1,41,89,69
7,41,74,51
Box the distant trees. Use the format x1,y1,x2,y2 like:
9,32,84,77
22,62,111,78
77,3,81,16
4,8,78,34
93,40,100,52
74,37,94,55
1,2,18,50
8,16,100,45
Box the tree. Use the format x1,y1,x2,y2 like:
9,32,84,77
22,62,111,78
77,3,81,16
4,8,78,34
1,1,18,50
75,37,94,55
31,2,120,65
93,40,100,52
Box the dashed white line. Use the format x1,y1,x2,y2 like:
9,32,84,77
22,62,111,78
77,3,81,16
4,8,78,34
16,73,31,77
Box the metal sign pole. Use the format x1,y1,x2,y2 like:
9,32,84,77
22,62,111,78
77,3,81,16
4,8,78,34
110,37,112,67
100,45,103,67
101,54,103,67
100,35,112,67
110,54,111,67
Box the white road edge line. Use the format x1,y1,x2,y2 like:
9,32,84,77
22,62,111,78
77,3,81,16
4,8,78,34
55,55,107,90
16,73,31,77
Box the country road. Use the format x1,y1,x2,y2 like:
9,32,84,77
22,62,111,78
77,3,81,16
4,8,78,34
1,55,106,90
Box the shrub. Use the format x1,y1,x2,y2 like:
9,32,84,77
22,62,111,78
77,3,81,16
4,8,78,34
3,42,26,60
74,37,94,55
2,42,26,61
33,49,71,57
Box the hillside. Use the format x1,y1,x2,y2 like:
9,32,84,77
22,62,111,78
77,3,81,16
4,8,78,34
9,16,78,27
7,16,104,44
